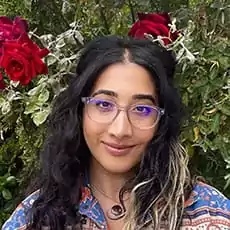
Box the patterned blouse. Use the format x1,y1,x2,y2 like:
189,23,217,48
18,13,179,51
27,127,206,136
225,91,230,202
2,182,230,230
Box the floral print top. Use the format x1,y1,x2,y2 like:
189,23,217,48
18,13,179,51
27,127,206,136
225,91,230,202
2,182,230,230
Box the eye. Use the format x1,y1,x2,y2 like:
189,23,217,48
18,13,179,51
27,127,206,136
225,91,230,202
132,105,154,116
90,98,115,112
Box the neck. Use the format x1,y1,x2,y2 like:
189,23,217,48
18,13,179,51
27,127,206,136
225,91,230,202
89,158,133,202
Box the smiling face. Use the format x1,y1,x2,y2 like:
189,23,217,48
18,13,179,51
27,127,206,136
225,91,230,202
83,62,159,175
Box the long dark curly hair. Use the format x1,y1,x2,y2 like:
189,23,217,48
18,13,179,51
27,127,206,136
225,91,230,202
26,35,192,230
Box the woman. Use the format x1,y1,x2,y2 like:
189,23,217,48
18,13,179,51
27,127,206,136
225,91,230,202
2,36,230,230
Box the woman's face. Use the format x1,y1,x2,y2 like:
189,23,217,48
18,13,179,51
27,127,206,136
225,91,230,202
83,62,159,174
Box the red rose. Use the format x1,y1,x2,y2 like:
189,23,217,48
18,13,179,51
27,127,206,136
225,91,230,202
0,16,28,55
128,12,179,45
0,80,5,89
0,72,5,89
0,33,49,85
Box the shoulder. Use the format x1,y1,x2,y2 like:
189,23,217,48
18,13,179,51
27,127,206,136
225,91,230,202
2,190,40,230
186,182,230,211
183,182,230,228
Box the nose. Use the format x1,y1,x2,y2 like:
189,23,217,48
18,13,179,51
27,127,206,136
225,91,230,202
107,110,133,139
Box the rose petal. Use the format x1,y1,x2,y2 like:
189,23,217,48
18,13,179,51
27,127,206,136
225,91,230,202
0,52,11,68
0,17,27,42
18,33,33,45
1,51,24,67
33,55,48,74
0,71,2,80
5,59,24,80
19,73,32,85
0,71,5,89
162,38,170,45
1,32,49,85
2,50,31,83
171,31,180,41
2,42,33,61
42,65,48,75
14,16,29,32
129,20,170,38
1,24,14,33
2,41,22,50
128,12,179,45
0,16,13,25
142,21,170,36
38,48,50,58
0,79,5,89
7,69,24,82
137,13,170,25
17,32,27,41
30,61,37,78
131,26,161,39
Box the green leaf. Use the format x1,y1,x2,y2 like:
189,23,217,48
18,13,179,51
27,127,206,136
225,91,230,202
211,113,220,134
57,59,69,72
24,102,41,115
199,122,213,135
201,85,211,103
61,0,71,15
56,38,65,48
224,174,230,190
209,62,219,80
37,76,48,85
193,78,209,88
1,101,11,115
6,91,21,101
204,138,217,151
38,89,50,104
211,78,224,88
0,97,5,107
23,0,32,9
2,189,12,200
211,1,222,9
6,176,17,186
219,56,230,69
32,108,50,126
46,54,58,66
182,91,189,106
27,85,44,96
217,103,230,116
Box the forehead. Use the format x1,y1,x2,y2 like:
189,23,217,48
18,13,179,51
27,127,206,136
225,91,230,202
92,63,157,99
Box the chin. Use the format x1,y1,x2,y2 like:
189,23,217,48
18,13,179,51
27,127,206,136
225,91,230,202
91,147,143,175
100,159,139,175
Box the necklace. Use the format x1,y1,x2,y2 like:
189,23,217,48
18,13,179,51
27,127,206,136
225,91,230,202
90,184,126,220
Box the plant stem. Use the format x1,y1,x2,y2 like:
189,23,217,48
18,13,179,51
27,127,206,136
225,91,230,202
128,0,135,23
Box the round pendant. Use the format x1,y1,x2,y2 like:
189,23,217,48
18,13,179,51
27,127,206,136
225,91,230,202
106,204,125,220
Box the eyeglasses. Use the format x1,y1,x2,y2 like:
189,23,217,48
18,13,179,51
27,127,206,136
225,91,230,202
82,97,164,130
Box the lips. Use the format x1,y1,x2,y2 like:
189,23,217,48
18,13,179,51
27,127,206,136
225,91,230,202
102,141,135,156
104,142,134,149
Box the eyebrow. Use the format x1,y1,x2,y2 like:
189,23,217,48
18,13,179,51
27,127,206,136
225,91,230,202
91,89,157,104
92,89,117,97
133,94,157,104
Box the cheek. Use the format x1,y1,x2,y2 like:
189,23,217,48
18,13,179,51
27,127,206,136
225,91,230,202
82,111,104,145
83,112,94,140
134,127,157,155
137,126,157,145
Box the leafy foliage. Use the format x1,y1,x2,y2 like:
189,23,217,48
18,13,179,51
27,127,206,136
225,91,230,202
175,1,230,193
0,19,83,224
0,0,229,225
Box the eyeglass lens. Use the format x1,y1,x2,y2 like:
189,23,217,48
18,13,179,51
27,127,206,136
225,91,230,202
84,97,162,129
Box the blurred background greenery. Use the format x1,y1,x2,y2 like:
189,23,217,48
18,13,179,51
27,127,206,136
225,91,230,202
0,0,229,226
